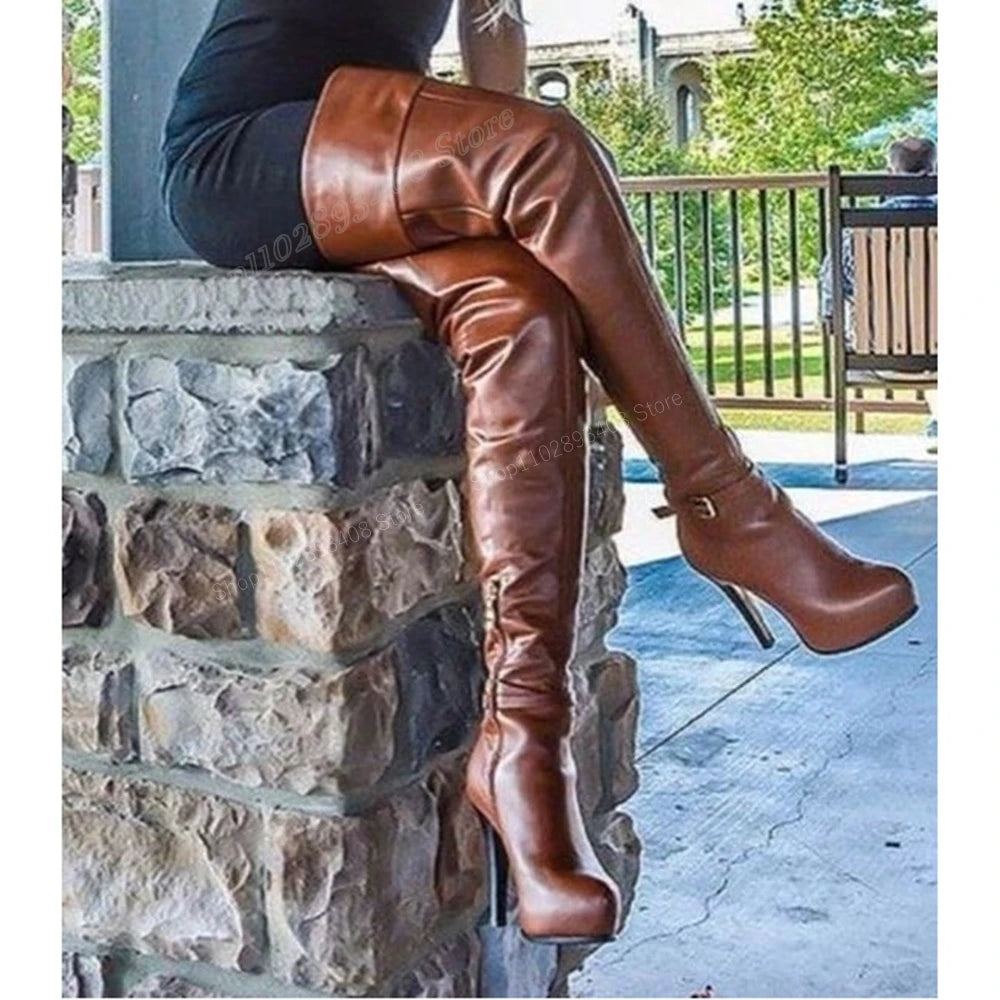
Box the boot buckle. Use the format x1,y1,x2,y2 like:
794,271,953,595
689,496,718,519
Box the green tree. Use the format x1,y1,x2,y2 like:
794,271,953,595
63,0,101,163
568,67,733,324
704,0,937,173
568,65,684,177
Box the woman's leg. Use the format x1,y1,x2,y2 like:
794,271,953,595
302,66,916,654
163,91,617,940
366,239,619,941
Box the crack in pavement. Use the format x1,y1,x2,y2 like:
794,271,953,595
665,655,937,944
672,655,936,936
668,731,856,938
596,731,857,971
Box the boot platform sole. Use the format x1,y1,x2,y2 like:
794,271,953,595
801,602,919,656
521,933,617,946
714,579,919,656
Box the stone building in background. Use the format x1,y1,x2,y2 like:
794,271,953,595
433,1,935,149
431,4,757,147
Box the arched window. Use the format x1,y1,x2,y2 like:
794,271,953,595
677,85,698,145
537,71,571,105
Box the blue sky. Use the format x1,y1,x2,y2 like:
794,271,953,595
437,0,938,50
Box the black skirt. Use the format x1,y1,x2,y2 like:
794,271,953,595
163,101,326,270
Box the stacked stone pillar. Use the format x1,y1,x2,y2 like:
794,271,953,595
62,262,639,998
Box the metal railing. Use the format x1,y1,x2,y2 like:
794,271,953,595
620,173,929,419
65,167,928,422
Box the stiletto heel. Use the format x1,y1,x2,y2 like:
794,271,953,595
716,582,776,650
483,821,508,927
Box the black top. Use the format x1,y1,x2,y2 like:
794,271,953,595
164,0,453,167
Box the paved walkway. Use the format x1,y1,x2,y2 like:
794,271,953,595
572,431,937,999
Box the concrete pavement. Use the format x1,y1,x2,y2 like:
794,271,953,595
571,431,937,998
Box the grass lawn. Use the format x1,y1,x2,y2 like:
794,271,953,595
610,319,928,435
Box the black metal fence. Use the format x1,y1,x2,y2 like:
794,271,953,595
65,165,930,423
620,173,929,419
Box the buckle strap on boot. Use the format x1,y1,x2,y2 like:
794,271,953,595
653,495,718,521
652,464,757,521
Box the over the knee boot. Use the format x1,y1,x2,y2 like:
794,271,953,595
366,240,620,942
303,66,915,653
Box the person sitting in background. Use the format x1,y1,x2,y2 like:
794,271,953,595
821,135,937,323
820,136,938,450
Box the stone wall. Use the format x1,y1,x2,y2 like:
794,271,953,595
62,262,640,998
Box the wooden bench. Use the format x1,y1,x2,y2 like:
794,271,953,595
828,167,938,483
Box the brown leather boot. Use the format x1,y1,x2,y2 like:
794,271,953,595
364,241,620,942
302,65,916,656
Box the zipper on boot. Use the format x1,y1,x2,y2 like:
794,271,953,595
480,573,509,815
483,575,506,713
